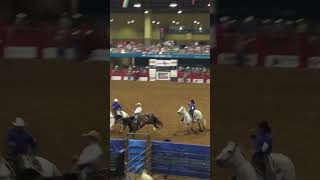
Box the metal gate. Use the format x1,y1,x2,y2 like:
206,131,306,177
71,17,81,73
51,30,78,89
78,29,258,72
125,133,152,180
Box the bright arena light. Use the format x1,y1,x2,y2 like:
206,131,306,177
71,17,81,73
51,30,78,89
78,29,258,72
208,3,211,7
157,22,160,25
169,2,178,7
152,20,156,24
133,3,142,8
144,10,149,14
194,20,197,24
177,10,182,14
172,20,176,23
176,22,180,25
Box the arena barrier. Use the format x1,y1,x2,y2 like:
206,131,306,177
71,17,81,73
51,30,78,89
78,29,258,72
0,25,107,61
110,69,210,84
110,138,210,179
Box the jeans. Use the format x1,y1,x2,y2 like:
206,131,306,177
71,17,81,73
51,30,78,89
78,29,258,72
79,165,96,180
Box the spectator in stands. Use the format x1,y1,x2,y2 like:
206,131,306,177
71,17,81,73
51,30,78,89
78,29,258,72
56,12,71,60
71,13,83,61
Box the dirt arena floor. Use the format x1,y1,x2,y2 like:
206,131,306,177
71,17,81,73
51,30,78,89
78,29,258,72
0,60,107,172
213,66,320,180
110,80,210,145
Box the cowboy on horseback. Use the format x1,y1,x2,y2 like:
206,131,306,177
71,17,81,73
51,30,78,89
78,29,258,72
250,120,276,180
188,99,196,122
5,117,41,176
133,103,143,128
112,98,122,119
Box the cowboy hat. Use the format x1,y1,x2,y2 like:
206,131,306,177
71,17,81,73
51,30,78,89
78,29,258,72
136,102,142,106
114,99,119,102
82,130,101,140
12,117,25,127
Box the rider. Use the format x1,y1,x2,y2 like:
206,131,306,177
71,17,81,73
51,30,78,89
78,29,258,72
188,99,196,122
133,103,143,127
112,98,122,118
5,117,38,173
77,130,103,180
250,120,275,180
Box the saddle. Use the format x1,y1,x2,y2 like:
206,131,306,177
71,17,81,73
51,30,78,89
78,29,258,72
16,154,42,175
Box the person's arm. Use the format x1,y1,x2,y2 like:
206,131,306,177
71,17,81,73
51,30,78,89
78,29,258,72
78,147,102,165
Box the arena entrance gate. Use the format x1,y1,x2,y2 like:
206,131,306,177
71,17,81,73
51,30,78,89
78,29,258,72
125,133,152,180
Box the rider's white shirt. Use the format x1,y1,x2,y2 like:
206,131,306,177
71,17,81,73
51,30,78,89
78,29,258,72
134,107,143,114
78,143,103,166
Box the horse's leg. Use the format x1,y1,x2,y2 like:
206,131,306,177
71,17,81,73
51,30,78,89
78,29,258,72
197,121,203,132
191,123,198,134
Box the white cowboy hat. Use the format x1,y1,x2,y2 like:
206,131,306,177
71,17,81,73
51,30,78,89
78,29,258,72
82,130,101,140
136,102,142,106
114,99,119,102
12,117,25,127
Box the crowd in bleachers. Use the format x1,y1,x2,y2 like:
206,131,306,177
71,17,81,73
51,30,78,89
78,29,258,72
110,41,210,55
0,12,107,61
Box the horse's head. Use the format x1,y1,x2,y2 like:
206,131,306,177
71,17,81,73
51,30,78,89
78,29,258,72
177,106,184,114
216,141,238,168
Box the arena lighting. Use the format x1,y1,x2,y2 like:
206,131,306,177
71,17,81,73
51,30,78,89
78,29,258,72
110,19,114,22
172,20,176,23
194,20,197,24
197,22,200,25
157,21,160,24
176,22,180,25
177,10,182,14
169,2,178,7
275,18,283,23
127,21,131,24
152,20,156,24
144,10,149,14
179,26,183,30
133,3,142,8
199,27,203,31
131,20,135,23
263,19,271,23
208,3,210,6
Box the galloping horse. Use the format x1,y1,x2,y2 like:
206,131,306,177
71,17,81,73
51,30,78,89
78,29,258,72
177,106,206,134
216,141,296,180
122,114,163,133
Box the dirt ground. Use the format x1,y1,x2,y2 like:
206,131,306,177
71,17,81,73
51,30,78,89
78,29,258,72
0,60,108,172
212,66,320,180
110,80,210,145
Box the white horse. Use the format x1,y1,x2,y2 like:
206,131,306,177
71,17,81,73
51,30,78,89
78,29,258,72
110,112,115,130
177,106,206,134
0,156,61,179
112,110,129,133
216,141,296,180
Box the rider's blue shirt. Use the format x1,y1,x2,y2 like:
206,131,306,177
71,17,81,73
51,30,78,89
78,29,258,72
254,132,272,156
6,128,37,156
188,102,196,112
112,102,122,111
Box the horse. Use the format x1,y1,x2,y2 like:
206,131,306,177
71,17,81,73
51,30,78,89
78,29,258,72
111,110,129,133
216,141,296,180
0,155,62,180
122,114,163,133
177,106,206,134
110,112,115,130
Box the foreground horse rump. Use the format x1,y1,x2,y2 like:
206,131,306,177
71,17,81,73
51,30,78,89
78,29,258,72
216,141,295,180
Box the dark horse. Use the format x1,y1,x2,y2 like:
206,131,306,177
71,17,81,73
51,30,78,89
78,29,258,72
122,113,163,133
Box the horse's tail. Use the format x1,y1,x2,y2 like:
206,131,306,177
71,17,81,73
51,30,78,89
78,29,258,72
156,119,163,128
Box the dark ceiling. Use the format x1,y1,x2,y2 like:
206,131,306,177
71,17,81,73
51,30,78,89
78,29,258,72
110,0,211,13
